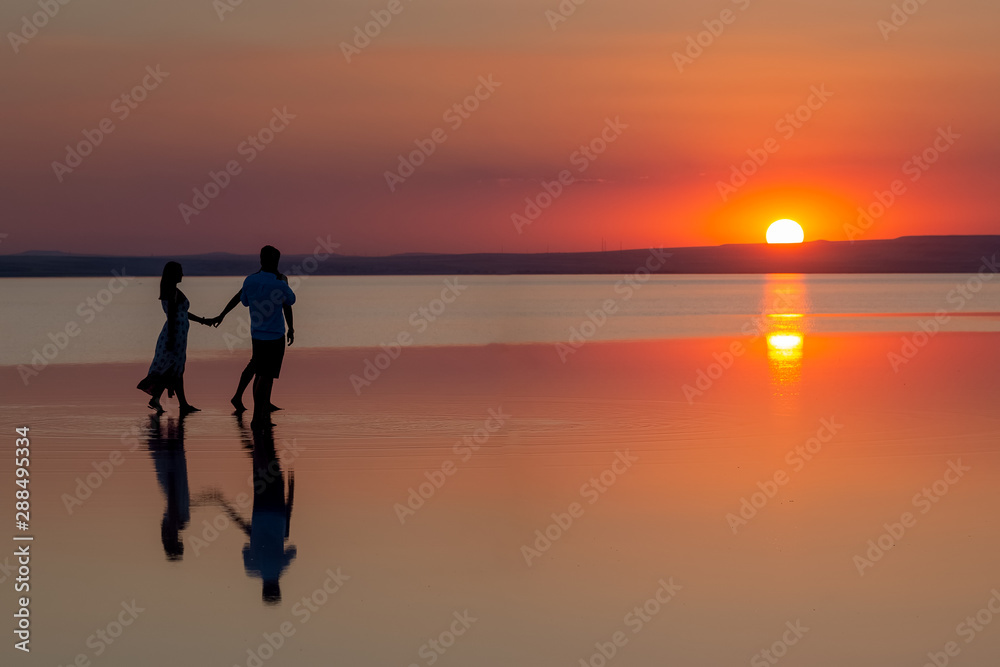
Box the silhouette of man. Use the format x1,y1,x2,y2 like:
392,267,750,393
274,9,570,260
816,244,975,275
214,246,295,425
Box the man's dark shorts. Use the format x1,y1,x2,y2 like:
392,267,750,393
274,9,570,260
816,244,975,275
251,337,285,379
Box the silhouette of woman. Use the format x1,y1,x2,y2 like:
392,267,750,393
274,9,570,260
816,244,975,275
137,262,212,414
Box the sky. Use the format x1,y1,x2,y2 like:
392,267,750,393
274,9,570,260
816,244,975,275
0,0,997,255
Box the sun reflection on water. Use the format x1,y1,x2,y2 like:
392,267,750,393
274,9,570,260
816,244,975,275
761,276,809,397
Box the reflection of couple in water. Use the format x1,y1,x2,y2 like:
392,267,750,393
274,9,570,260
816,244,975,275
148,413,297,605
137,245,296,426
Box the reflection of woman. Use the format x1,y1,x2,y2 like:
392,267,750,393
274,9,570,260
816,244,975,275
148,415,190,561
137,262,212,414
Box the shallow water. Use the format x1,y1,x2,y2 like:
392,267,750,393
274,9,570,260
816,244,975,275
2,275,1000,666
3,273,1000,366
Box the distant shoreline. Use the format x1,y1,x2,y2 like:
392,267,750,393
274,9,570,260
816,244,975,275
2,235,998,277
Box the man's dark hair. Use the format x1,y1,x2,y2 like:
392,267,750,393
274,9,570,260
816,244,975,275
260,245,280,272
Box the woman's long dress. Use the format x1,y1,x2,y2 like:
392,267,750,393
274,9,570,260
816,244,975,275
137,294,189,396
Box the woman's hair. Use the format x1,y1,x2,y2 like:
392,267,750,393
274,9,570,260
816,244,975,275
159,262,182,301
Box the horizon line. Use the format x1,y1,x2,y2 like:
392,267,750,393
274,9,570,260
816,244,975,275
4,233,997,259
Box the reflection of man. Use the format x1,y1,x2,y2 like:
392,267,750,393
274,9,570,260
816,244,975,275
243,428,296,604
216,422,297,605
214,245,295,425
246,424,296,604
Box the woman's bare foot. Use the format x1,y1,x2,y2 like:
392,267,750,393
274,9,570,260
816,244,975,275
148,398,165,414
179,404,201,415
231,397,247,414
269,404,282,412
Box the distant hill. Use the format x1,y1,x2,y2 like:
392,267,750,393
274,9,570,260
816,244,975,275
12,250,81,257
1,236,998,277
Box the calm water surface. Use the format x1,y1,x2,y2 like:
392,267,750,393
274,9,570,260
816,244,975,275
1,274,999,666
2,273,1000,366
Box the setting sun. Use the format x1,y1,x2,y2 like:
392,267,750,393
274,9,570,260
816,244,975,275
766,219,805,244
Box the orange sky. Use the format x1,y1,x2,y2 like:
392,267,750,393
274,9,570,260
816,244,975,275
0,0,997,255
